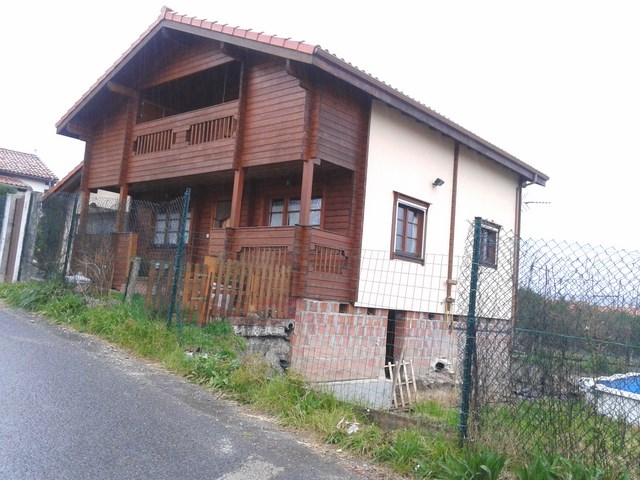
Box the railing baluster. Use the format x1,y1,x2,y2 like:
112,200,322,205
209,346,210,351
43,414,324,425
133,129,173,155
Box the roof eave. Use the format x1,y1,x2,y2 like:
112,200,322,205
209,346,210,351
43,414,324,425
311,49,548,186
56,11,547,187
56,18,317,138
56,15,170,136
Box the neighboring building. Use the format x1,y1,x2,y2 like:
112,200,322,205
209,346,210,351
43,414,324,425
0,148,58,282
54,8,548,387
0,147,58,193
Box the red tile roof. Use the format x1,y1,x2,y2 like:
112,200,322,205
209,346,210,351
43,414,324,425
0,175,30,190
160,7,316,54
56,7,548,186
0,148,58,182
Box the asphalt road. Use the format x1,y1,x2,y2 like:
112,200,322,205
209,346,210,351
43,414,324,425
0,306,368,480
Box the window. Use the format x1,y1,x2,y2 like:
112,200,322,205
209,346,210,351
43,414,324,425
154,211,191,246
480,222,500,268
391,192,428,262
269,198,322,226
212,200,231,228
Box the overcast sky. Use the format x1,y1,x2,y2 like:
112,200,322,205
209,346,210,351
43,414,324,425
1,1,638,250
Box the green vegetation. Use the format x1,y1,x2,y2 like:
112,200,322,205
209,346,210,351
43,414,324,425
0,280,632,479
411,400,460,428
438,448,507,480
516,288,640,376
514,452,621,480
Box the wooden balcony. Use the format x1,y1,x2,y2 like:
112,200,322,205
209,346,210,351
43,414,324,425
127,101,240,183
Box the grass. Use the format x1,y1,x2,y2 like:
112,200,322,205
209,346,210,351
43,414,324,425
411,400,460,428
0,280,633,479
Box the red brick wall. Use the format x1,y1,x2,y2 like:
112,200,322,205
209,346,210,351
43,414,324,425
290,299,387,381
392,311,459,377
290,300,461,383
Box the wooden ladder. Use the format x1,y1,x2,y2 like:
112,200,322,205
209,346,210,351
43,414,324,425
388,358,417,409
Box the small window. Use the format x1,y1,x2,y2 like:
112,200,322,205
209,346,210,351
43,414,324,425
479,222,500,268
391,192,428,263
154,211,191,246
269,198,322,227
213,200,231,228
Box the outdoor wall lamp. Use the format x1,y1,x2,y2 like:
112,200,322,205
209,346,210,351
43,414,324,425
432,178,445,187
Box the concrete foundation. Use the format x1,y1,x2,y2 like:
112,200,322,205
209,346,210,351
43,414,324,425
318,378,393,410
232,321,292,372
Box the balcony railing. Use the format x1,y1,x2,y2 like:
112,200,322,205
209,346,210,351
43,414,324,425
132,101,239,156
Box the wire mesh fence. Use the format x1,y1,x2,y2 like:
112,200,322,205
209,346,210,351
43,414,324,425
22,191,190,320
20,192,640,472
457,218,640,474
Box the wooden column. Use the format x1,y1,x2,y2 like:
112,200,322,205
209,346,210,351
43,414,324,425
299,159,315,225
115,91,138,233
230,168,245,228
115,184,129,233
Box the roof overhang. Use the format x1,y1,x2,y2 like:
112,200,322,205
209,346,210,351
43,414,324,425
56,8,548,187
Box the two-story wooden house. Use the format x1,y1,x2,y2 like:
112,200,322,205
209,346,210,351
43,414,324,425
55,7,547,386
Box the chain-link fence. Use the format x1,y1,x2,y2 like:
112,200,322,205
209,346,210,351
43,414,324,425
20,192,640,471
457,217,640,474
22,191,191,324
290,249,462,417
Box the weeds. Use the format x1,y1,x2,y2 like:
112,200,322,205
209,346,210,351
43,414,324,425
0,281,632,479
514,452,627,480
438,448,507,480
411,400,460,428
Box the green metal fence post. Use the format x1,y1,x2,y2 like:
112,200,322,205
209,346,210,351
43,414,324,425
167,188,191,330
459,216,483,445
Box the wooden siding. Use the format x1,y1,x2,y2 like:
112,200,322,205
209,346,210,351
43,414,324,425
87,97,128,190
139,39,233,88
304,227,354,302
241,57,307,167
126,101,239,183
320,170,354,235
234,170,353,233
316,76,370,171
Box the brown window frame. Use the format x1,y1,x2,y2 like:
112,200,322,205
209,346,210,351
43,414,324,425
153,210,191,247
212,199,232,229
268,197,322,227
390,192,429,264
479,221,500,268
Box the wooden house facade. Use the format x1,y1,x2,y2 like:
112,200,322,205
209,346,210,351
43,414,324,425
55,8,548,386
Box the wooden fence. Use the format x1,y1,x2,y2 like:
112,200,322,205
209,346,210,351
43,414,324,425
146,250,291,325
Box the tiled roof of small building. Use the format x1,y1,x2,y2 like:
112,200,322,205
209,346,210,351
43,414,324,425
0,148,58,182
0,175,30,189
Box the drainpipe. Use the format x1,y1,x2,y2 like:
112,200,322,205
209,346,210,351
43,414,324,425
445,142,460,327
511,178,527,329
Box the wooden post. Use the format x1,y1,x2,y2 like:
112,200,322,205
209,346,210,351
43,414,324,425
124,256,141,303
115,184,129,233
230,168,245,229
299,159,314,225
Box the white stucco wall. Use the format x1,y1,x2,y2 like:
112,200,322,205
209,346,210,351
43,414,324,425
357,100,520,314
13,176,52,193
454,146,518,254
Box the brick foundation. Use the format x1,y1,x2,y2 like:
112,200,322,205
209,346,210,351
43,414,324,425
290,299,387,382
290,299,461,383
392,311,459,378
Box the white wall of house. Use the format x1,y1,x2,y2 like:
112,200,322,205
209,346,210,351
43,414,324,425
453,146,520,319
357,100,520,315
13,176,52,193
454,147,519,252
